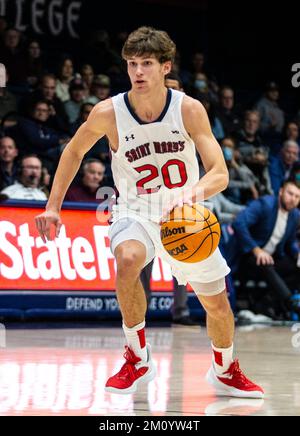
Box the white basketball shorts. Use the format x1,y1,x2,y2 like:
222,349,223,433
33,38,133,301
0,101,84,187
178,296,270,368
108,215,230,295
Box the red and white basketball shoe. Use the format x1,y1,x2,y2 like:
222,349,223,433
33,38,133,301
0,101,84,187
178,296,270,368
206,359,264,399
105,344,156,394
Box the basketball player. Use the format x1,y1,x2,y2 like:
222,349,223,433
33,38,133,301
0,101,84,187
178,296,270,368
35,27,264,398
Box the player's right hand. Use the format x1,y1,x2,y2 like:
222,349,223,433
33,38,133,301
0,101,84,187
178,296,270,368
35,210,62,243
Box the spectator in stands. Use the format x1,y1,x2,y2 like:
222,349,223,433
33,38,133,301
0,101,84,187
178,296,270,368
255,81,285,140
64,159,105,202
193,72,209,95
235,110,272,196
56,56,75,102
232,181,300,319
0,28,27,87
70,102,94,135
85,74,111,105
200,96,225,141
1,155,47,200
20,74,69,132
209,193,245,224
64,78,87,124
191,51,206,75
0,136,18,190
24,39,44,88
235,110,266,158
80,63,95,95
285,121,300,146
17,100,69,170
165,71,183,91
0,71,17,125
216,86,241,136
221,137,259,203
269,140,299,196
290,162,300,189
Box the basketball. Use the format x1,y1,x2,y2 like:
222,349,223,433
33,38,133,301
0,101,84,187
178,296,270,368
160,204,221,263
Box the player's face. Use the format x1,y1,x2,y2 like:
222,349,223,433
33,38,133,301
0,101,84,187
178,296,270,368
127,56,171,92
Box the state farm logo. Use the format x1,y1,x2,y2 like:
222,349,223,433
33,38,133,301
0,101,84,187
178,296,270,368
0,221,113,281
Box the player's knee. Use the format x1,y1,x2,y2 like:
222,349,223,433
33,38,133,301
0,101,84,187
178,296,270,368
115,243,145,277
201,291,232,319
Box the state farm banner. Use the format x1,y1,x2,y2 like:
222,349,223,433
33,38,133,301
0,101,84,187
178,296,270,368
0,204,177,291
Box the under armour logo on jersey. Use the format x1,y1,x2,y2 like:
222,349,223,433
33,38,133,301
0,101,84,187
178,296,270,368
171,130,180,134
125,134,135,141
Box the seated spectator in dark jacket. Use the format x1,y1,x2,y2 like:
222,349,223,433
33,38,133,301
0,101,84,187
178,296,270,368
64,78,87,124
1,155,47,200
221,137,259,204
255,81,285,143
0,136,18,190
232,181,300,319
19,74,69,133
269,140,299,196
24,39,45,89
0,72,17,125
17,100,69,170
235,110,272,197
216,86,241,136
65,159,105,202
0,28,27,87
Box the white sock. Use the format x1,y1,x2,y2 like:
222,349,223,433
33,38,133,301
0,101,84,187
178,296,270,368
122,320,147,362
212,342,234,375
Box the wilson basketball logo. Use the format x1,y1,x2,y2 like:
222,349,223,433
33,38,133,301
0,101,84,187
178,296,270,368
160,226,186,239
160,204,221,263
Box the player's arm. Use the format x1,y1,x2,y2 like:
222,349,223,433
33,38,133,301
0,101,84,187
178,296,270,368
182,96,229,202
35,101,112,242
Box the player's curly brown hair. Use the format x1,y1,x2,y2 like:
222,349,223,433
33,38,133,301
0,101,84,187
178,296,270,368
122,26,176,64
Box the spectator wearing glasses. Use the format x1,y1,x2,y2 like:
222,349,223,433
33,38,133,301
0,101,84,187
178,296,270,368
1,155,47,200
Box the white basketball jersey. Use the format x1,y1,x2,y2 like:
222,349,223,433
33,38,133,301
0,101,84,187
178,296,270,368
110,89,200,223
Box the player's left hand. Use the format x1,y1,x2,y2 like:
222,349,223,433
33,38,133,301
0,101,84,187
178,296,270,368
159,188,194,224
